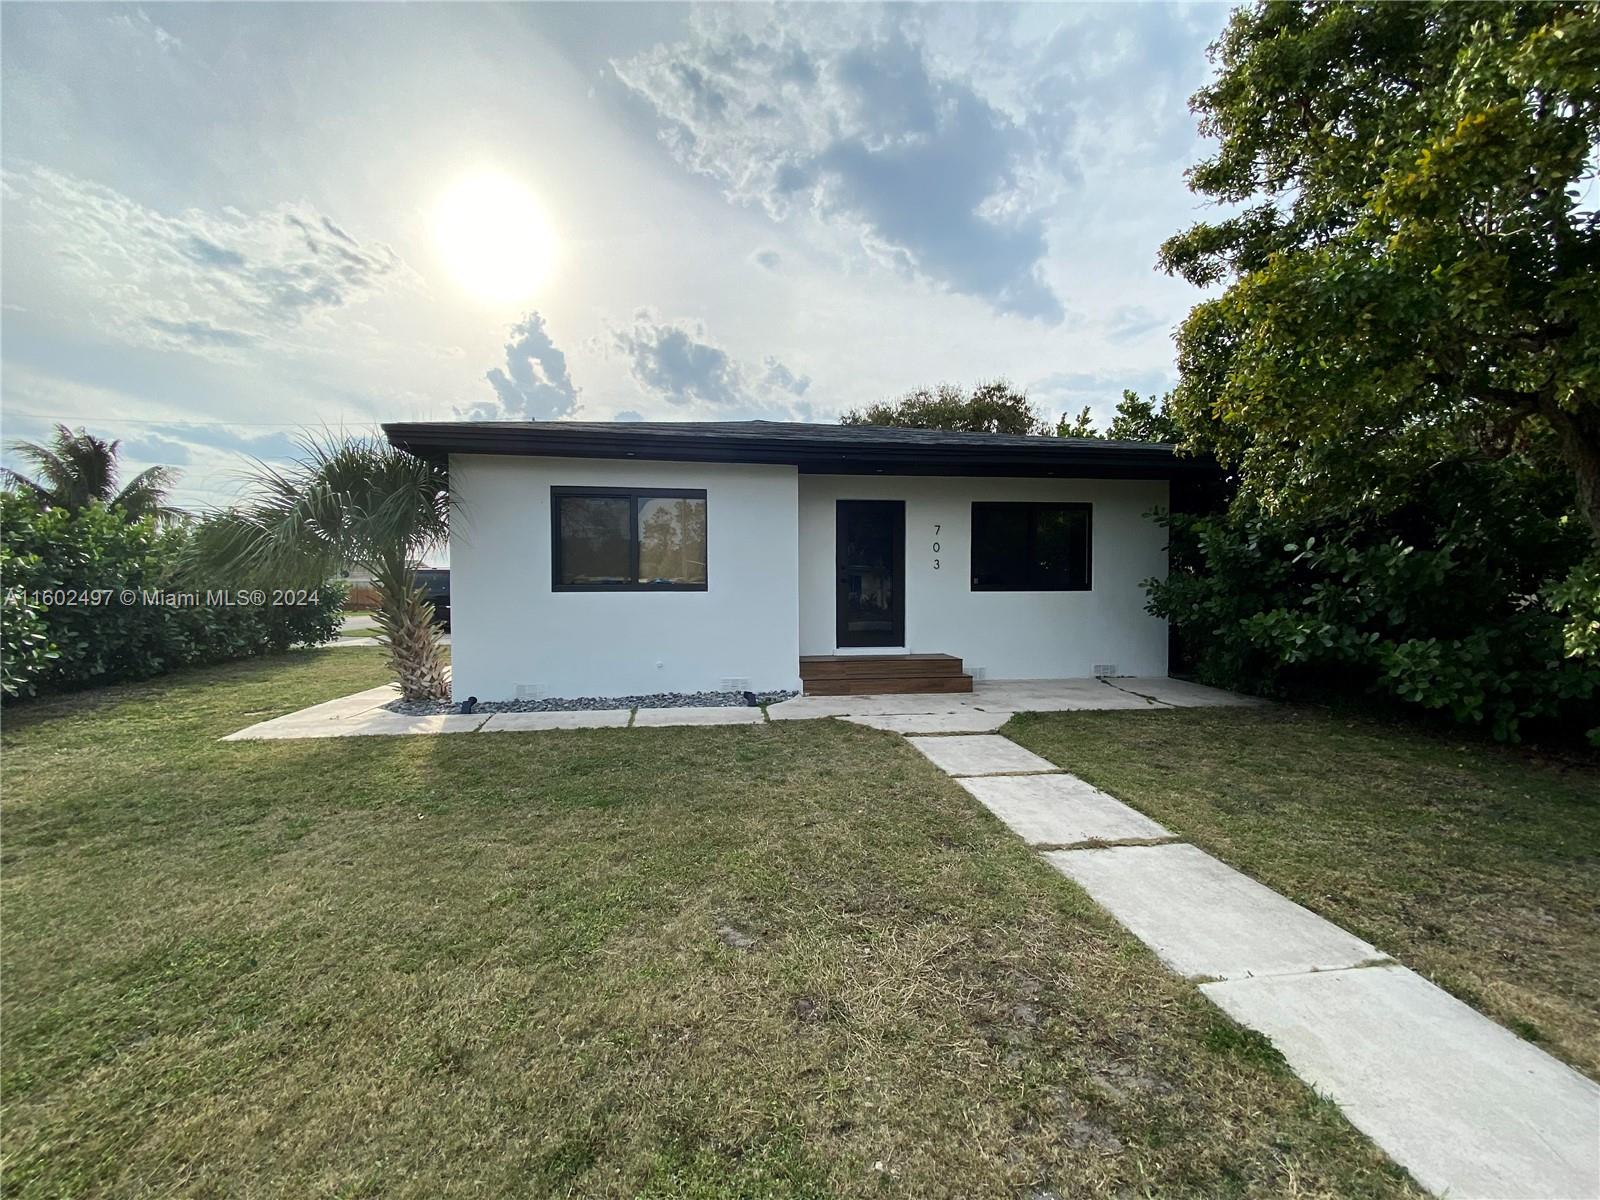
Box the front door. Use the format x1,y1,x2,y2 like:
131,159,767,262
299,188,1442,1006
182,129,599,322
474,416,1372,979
835,500,905,647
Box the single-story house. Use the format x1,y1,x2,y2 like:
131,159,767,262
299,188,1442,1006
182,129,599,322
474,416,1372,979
382,420,1215,701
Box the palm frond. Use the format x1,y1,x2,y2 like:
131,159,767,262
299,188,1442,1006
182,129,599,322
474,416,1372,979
195,431,451,587
113,465,182,524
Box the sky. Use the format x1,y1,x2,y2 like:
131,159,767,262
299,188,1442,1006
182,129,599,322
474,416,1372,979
1,2,1229,511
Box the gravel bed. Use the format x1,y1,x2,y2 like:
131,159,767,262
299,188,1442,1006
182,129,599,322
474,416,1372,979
384,689,798,717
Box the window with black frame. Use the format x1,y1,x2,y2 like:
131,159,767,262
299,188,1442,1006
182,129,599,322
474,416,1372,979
552,487,707,590
970,501,1091,591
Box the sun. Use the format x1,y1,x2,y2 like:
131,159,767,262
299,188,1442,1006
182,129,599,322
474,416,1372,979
432,172,558,304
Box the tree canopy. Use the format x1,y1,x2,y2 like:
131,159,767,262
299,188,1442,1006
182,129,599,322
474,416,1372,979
841,380,1049,436
1160,1,1600,540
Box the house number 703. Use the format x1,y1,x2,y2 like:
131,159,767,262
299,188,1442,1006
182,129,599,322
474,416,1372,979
932,524,941,569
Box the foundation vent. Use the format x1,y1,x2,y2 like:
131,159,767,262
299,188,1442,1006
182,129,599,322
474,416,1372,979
720,677,751,692
515,683,543,701
1092,664,1119,678
969,666,987,681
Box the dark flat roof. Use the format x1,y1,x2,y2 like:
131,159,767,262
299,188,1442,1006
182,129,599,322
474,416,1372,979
383,419,1215,479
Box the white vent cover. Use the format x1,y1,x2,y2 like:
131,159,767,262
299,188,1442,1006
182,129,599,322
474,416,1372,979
515,683,543,700
969,666,987,681
1092,664,1118,678
720,677,751,691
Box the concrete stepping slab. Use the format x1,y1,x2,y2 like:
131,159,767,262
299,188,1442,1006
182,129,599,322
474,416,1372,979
634,706,764,727
1044,843,1384,980
907,734,1058,776
958,774,1171,845
843,711,1011,734
1203,965,1600,1200
478,710,631,732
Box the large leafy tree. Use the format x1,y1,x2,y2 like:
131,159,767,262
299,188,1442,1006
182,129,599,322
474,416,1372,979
841,380,1049,435
198,436,451,701
3,424,180,523
1160,2,1600,540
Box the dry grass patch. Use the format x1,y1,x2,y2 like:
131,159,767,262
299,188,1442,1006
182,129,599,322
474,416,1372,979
3,652,1419,1197
1006,704,1600,1080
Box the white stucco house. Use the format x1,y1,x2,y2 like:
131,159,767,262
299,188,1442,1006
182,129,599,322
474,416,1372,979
382,420,1215,701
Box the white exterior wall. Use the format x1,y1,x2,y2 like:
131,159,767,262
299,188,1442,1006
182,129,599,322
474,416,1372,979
448,455,801,701
798,475,1169,679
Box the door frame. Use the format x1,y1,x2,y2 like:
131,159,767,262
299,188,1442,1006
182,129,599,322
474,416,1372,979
835,499,906,648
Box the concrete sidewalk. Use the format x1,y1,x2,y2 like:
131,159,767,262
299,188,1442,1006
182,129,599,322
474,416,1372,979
905,731,1600,1200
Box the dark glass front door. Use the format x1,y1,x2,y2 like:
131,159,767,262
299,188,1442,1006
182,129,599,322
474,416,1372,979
835,500,905,647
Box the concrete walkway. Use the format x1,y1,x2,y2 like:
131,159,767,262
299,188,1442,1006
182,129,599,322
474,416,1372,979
906,730,1600,1200
225,676,1257,741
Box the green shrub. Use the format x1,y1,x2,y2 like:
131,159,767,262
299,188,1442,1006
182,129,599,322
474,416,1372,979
1,493,343,700
1148,461,1599,741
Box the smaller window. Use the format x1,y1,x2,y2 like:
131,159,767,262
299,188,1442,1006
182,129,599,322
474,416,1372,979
552,487,707,591
971,502,1091,591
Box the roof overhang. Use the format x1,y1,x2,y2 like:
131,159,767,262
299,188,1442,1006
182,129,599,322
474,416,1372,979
382,421,1218,480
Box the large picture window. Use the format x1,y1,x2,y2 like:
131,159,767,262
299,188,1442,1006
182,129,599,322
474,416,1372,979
552,487,707,591
970,502,1091,591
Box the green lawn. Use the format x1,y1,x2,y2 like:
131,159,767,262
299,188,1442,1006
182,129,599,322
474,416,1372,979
1,651,1417,1198
1006,705,1600,1081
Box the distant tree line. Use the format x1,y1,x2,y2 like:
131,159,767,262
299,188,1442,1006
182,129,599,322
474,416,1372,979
840,380,1178,443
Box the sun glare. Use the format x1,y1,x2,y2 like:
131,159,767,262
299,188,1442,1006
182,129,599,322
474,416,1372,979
433,172,557,304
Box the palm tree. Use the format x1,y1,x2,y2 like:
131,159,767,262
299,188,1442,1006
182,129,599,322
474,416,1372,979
199,435,452,701
3,424,180,522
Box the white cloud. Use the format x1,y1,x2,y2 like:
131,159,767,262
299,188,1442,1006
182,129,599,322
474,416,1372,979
1,165,412,359
459,312,581,421
610,310,813,419
613,11,1069,321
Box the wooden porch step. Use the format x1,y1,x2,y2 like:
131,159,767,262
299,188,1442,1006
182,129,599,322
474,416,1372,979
800,653,966,679
803,673,974,696
799,653,973,695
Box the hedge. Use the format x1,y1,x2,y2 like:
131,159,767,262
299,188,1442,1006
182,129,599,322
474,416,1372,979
1,493,343,700
1147,459,1599,742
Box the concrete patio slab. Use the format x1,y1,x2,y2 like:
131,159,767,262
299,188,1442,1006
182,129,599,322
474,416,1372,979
1106,676,1266,708
958,773,1171,845
767,693,983,720
222,684,399,740
1203,965,1600,1200
478,710,631,732
233,711,488,739
973,678,1165,712
339,712,488,737
764,677,1256,722
634,706,764,727
907,734,1059,777
843,711,1012,734
1044,843,1385,980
